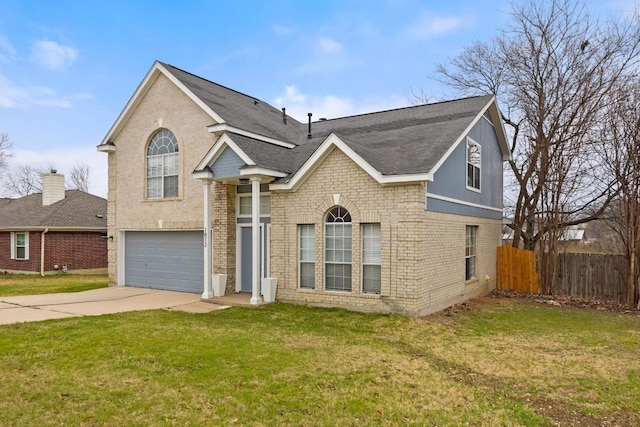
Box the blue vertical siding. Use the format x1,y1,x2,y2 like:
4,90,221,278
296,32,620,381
427,117,504,219
211,146,246,178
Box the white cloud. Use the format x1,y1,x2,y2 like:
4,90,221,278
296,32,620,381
318,37,343,55
273,85,408,123
406,11,464,39
0,72,91,109
0,36,16,62
30,39,78,70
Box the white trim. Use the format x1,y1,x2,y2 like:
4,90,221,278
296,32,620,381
426,192,504,213
10,232,29,260
100,61,225,147
207,123,296,149
430,95,511,176
240,166,287,178
117,230,125,286
269,134,432,191
465,137,481,193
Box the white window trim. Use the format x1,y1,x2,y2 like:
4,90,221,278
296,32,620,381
324,222,353,292
361,223,381,295
298,224,315,290
465,226,478,281
236,193,271,218
466,137,481,193
10,232,29,260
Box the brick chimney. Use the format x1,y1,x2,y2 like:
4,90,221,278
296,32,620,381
42,171,65,206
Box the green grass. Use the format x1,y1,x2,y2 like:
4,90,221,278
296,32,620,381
0,273,108,296
0,298,638,426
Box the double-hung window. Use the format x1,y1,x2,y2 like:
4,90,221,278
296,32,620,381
466,138,481,191
362,223,381,294
299,225,315,289
325,206,352,291
11,232,29,260
465,226,478,280
146,129,179,199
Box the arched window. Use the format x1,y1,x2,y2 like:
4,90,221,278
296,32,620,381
146,129,179,198
325,206,352,291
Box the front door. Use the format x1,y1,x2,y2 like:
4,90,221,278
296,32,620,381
239,225,269,292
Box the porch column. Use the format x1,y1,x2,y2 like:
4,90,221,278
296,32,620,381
202,178,213,299
250,176,263,305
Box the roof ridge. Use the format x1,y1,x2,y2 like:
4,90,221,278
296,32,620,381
314,94,493,123
160,61,274,109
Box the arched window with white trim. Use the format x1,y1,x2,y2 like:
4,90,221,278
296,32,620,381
325,206,352,291
146,129,179,199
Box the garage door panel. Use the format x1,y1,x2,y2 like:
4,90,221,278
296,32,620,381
125,231,203,293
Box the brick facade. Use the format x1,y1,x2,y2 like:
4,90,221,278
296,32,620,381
0,231,107,274
268,147,501,316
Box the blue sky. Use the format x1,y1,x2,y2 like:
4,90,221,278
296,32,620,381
0,0,637,197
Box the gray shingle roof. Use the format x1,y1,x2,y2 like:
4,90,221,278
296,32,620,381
0,190,107,229
162,62,500,179
161,63,304,143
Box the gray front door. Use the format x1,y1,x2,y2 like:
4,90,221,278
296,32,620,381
240,226,259,292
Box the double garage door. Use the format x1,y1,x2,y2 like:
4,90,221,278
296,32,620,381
124,231,203,293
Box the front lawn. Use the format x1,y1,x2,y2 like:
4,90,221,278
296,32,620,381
0,298,638,426
0,273,108,296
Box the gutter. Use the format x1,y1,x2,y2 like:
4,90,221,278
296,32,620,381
40,228,49,276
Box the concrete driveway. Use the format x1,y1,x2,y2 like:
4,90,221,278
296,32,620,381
0,286,230,325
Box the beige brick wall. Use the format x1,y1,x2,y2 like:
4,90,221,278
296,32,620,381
103,73,218,285
271,147,502,316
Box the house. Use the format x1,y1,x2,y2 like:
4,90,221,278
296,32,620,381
0,172,108,274
97,61,510,316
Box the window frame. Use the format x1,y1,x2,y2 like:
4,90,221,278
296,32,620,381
466,137,481,192
324,206,352,292
361,223,381,294
146,129,179,199
237,194,271,217
298,224,315,289
11,232,29,260
465,225,478,281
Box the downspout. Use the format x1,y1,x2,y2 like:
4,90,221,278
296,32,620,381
40,228,49,276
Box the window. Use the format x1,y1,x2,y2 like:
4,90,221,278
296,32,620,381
299,225,315,289
11,232,29,260
362,223,381,294
465,226,478,280
238,195,271,216
325,206,352,291
146,129,179,199
466,138,481,191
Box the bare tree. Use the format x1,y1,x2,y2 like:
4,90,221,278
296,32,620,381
435,0,640,290
68,162,91,192
0,132,12,171
600,80,640,308
3,165,44,196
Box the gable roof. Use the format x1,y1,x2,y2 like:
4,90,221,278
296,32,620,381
100,61,510,189
0,191,107,230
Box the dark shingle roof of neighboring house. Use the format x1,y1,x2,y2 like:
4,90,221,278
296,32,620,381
0,190,107,230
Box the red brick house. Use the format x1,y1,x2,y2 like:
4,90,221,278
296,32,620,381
0,172,107,274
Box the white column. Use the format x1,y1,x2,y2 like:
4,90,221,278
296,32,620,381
202,179,213,299
250,177,263,305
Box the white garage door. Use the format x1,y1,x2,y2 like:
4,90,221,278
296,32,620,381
124,231,203,293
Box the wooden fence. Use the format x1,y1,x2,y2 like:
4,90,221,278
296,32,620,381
497,246,539,293
553,253,628,303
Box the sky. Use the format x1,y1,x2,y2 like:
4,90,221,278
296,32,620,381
0,0,638,198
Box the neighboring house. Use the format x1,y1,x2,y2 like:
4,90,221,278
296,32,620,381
0,172,107,274
97,61,510,316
